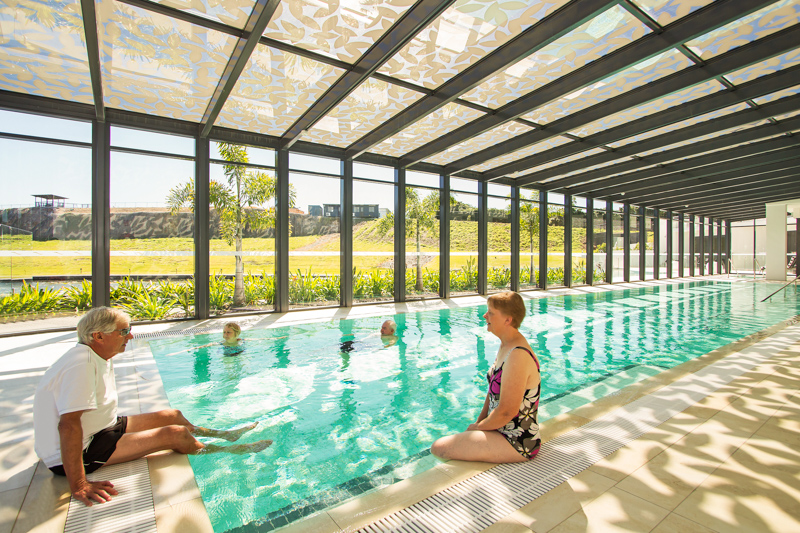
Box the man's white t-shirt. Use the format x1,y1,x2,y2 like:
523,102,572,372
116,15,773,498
33,343,119,468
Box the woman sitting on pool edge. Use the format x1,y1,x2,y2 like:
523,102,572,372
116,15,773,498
431,291,541,463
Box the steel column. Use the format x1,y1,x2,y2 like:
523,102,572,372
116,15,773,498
623,204,630,283
91,120,111,308
689,215,695,277
440,174,451,299
564,194,572,288
194,137,210,319
395,169,406,302
606,207,613,283
539,193,547,289
478,182,488,295
586,201,594,285
511,186,520,292
341,159,353,307
276,148,290,312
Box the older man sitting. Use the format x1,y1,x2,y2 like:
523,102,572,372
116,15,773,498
33,307,271,506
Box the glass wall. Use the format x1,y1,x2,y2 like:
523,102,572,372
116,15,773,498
487,185,511,293
612,203,625,282
572,197,587,285
0,110,92,322
407,172,440,299
629,206,640,281
683,217,692,277
592,199,607,284
644,208,655,280
449,185,478,296
519,189,539,290
547,192,565,287
659,211,669,278
672,214,680,277
730,219,766,275
710,220,719,274
289,156,341,308
353,163,395,303
110,128,196,319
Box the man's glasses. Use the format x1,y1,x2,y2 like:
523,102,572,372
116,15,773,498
115,327,132,336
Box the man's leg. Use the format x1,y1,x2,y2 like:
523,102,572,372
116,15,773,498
126,409,258,441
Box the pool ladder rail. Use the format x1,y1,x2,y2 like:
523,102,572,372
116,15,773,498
761,272,800,302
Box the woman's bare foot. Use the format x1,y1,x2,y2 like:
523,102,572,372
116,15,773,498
225,439,273,454
223,422,259,442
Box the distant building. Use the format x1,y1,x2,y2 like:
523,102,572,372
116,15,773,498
378,207,390,217
323,204,340,217
354,204,380,219
33,194,67,208
289,208,304,215
308,205,322,216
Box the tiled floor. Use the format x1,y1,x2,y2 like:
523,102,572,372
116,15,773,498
1,278,799,533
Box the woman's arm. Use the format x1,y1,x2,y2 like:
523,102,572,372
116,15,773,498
471,349,538,431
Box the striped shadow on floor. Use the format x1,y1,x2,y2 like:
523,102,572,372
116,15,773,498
357,333,791,533
64,458,156,533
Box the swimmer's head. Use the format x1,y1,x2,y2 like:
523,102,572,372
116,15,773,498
222,322,241,344
380,320,397,336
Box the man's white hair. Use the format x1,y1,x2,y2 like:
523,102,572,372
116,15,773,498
77,307,131,344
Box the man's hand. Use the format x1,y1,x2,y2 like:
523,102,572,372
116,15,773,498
72,478,118,506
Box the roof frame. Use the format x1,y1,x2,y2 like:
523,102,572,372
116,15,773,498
672,185,800,214
647,173,800,209
79,0,104,121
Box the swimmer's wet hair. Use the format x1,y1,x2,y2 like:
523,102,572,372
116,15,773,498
223,322,241,335
487,291,525,329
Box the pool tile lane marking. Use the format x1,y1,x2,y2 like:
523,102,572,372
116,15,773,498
64,459,156,533
356,325,800,533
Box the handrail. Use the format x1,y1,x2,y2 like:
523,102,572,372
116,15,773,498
761,273,800,302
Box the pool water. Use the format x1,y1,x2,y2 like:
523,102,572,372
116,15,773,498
147,280,800,532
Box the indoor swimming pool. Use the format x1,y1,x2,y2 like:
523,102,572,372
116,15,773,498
145,280,800,532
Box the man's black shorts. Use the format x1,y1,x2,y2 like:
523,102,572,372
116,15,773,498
50,416,128,476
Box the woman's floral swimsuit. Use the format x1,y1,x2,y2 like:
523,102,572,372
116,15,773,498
487,346,541,459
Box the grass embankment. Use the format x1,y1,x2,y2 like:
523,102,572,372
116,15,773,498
0,220,586,277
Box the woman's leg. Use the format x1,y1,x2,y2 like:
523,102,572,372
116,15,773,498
431,430,528,463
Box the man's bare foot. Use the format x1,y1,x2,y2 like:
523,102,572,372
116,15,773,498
225,439,273,454
223,422,259,442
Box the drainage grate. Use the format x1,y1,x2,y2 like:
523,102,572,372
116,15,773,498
133,326,219,340
358,348,771,533
64,459,156,533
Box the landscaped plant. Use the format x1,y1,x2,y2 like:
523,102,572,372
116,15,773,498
119,290,177,321
63,279,92,311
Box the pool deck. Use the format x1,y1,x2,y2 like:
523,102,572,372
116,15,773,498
2,276,799,533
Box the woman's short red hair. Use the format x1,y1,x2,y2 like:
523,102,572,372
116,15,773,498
487,291,525,329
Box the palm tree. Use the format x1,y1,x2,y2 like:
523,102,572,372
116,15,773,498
520,193,540,279
405,187,439,291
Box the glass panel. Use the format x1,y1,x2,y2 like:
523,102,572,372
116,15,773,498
659,215,669,278
111,127,194,156
632,118,771,158
753,84,800,105
462,6,650,109
572,203,587,285
612,204,625,282
289,173,340,308
671,216,680,277
406,171,439,188
377,0,569,89
547,191,564,204
205,143,278,315
488,183,510,197
683,218,691,276
523,49,692,125
212,142,275,168
290,153,340,175
645,216,655,280
353,180,394,304
264,0,414,64
371,102,485,157
519,192,539,290
593,208,607,284
450,178,478,194
449,191,477,296
0,110,91,143
487,196,511,293
547,202,565,287
110,151,195,319
424,122,534,166
521,147,606,177
685,0,800,60
407,186,440,300
215,44,345,136
724,48,800,85
0,136,92,325
710,221,719,274
97,0,239,122
629,210,640,281
541,156,624,183
0,0,93,104
630,0,715,26
152,0,256,29
469,135,573,173
301,78,426,148
354,162,395,182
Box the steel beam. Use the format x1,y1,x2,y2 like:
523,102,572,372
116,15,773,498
200,0,282,138
80,0,105,121
280,0,456,149
346,0,617,160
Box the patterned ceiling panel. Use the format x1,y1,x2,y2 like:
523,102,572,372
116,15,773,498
298,77,425,148
629,0,715,27
376,0,569,90
467,135,573,172
724,47,800,84
606,102,750,149
263,0,414,64
522,49,693,125
539,156,625,182
151,0,257,29
369,102,485,157
215,44,345,136
0,0,93,104
97,0,239,122
460,6,650,109
423,121,534,166
631,119,770,157
774,109,800,120
650,130,789,165
566,161,660,187
570,80,726,138
505,146,606,178
685,0,800,60
752,84,800,105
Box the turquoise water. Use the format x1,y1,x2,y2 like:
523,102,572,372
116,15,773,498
147,280,799,532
